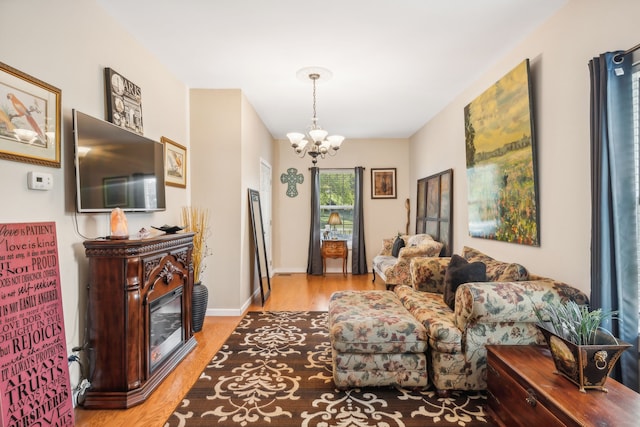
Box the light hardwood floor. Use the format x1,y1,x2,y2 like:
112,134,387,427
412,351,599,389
73,273,384,426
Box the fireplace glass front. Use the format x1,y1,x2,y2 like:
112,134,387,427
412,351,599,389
149,287,184,373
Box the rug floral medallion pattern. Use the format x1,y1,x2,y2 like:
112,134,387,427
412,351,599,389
165,311,493,427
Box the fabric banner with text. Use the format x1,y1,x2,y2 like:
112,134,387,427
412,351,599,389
0,222,74,427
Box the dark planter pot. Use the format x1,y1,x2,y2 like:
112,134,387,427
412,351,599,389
192,282,208,333
537,325,631,392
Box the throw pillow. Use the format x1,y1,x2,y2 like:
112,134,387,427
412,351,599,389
391,236,405,257
461,246,494,263
407,234,434,247
444,254,486,310
380,238,395,256
462,246,529,281
494,262,529,282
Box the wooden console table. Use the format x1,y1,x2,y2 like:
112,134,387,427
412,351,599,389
82,233,197,409
321,239,348,275
486,345,640,426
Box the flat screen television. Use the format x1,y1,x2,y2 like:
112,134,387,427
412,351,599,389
73,109,166,213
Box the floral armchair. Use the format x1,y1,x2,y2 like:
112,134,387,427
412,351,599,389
394,246,589,392
371,234,443,289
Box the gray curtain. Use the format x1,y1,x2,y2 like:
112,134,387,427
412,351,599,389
589,51,639,391
307,167,323,275
351,166,368,274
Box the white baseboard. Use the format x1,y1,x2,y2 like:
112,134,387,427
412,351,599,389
272,267,307,274
205,307,245,316
203,287,261,316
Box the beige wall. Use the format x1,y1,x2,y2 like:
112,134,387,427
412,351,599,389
240,93,275,308
410,0,640,295
274,0,640,287
5,0,640,382
0,0,190,382
190,89,273,314
273,138,410,273
190,90,242,310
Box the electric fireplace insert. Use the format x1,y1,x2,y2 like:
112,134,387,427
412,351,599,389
149,287,184,373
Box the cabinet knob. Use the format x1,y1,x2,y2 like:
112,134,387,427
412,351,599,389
525,388,537,407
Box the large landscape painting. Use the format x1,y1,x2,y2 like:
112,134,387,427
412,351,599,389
464,59,539,246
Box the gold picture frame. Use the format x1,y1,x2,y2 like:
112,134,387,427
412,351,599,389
371,168,397,199
0,62,61,168
162,136,187,188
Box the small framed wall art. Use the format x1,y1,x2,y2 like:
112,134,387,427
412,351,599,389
371,168,397,199
0,61,61,168
104,67,144,135
162,136,187,188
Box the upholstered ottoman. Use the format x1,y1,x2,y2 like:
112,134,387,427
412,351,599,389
328,290,429,388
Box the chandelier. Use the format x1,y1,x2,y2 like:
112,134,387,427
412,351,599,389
287,67,344,165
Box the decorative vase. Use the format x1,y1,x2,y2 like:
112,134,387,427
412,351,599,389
192,282,208,333
537,325,631,392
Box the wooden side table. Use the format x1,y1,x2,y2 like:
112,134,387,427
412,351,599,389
321,239,348,275
486,345,640,426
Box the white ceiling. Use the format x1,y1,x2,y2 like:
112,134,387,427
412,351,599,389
95,0,567,140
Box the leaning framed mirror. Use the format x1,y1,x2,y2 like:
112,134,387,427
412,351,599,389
248,188,271,305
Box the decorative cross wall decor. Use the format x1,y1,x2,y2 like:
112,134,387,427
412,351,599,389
280,167,304,197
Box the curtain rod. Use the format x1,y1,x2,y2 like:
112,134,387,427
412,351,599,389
614,42,640,62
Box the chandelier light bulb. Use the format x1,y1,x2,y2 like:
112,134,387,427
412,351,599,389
309,129,328,143
286,132,305,148
327,135,344,149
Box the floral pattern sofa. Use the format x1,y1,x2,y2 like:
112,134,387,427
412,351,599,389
329,246,589,393
371,234,443,289
397,246,589,392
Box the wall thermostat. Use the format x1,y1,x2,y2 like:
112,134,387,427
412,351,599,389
27,171,53,190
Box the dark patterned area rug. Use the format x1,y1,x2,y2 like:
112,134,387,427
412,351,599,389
165,311,495,426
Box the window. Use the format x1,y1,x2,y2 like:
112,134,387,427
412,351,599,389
319,169,355,242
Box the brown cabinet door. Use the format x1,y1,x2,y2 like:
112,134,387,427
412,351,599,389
487,360,564,427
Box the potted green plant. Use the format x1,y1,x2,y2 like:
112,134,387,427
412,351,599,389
181,206,211,332
533,300,631,392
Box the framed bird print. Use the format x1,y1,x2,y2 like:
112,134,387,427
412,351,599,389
0,62,61,168
162,136,187,188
